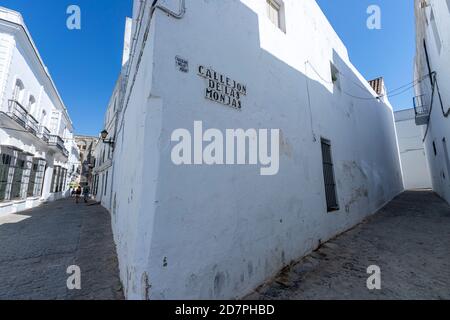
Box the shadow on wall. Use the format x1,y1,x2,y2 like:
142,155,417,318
115,0,404,300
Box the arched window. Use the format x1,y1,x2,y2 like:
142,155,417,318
40,110,47,125
12,79,25,103
27,95,36,113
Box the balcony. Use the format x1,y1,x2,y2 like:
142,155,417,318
39,126,50,143
1,101,69,158
413,95,430,126
48,135,69,158
48,134,64,149
7,100,39,135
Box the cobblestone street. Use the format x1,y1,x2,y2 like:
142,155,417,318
0,198,123,300
246,191,450,300
1,191,449,300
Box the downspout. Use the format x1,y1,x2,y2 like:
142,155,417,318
154,0,186,19
423,40,433,87
435,78,450,118
109,0,187,216
117,0,186,137
422,72,436,142
422,40,449,142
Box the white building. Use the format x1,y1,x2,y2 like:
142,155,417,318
394,108,432,189
92,17,132,210
65,134,81,188
91,83,117,209
103,0,403,299
413,0,450,204
75,135,98,187
0,7,78,216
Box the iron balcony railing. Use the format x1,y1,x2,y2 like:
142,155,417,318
6,100,69,151
413,95,430,116
39,126,51,143
27,114,39,135
8,99,28,128
62,147,69,158
48,134,65,149
413,94,430,126
48,134,69,157
8,100,39,136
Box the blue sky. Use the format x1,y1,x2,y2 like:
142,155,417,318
0,0,132,136
316,0,415,111
0,0,414,136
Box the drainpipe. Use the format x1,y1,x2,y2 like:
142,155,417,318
117,0,186,138
110,0,186,210
153,0,186,19
423,40,433,87
423,40,449,120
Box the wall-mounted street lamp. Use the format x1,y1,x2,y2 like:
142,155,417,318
100,129,115,148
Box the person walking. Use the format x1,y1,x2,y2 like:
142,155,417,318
82,185,90,203
75,186,82,204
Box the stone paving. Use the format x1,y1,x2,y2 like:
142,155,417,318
246,191,450,300
0,198,123,300
1,191,449,300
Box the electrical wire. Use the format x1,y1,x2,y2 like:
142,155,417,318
306,60,430,101
422,72,449,142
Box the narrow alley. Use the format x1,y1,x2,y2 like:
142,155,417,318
0,198,123,300
1,191,449,300
247,191,450,300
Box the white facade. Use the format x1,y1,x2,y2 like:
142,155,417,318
414,0,450,204
65,133,80,187
75,135,98,188
104,0,403,299
92,17,132,210
0,7,78,216
92,82,118,209
394,108,432,189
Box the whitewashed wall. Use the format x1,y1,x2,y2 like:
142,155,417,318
394,108,432,189
414,0,450,204
111,0,403,299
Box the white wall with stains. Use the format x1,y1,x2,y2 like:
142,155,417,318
110,0,403,299
394,108,432,190
414,0,450,204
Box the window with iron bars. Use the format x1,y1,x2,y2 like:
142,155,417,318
321,138,339,212
27,160,46,197
51,166,61,193
0,154,12,201
10,158,26,200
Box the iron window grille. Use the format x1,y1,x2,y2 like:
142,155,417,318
321,138,339,212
